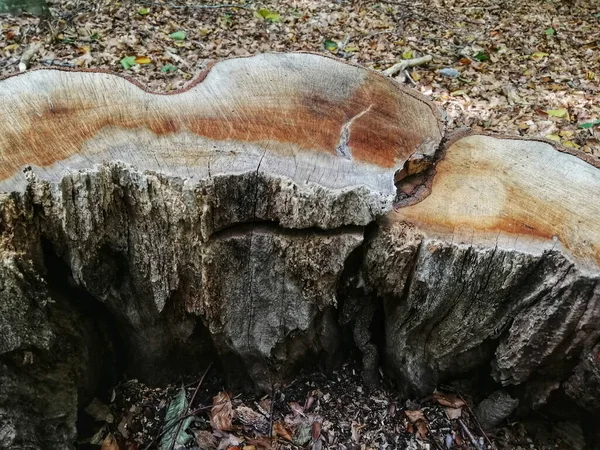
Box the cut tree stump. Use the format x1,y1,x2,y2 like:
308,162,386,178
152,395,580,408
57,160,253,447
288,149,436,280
0,53,598,449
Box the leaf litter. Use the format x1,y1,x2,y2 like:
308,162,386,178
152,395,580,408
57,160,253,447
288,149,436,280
0,0,598,156
75,362,582,449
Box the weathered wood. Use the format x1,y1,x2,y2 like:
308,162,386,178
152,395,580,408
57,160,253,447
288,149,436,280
369,133,600,404
0,53,599,449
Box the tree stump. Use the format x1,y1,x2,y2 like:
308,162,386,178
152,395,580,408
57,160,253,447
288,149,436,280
0,53,598,448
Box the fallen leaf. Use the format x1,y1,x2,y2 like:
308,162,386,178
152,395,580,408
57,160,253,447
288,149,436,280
161,63,178,73
193,429,217,450
137,7,150,15
247,437,272,450
235,406,269,434
578,119,600,129
416,419,428,440
169,31,186,41
474,51,489,61
211,392,233,431
159,387,194,450
562,141,580,149
101,433,120,450
273,422,293,441
311,420,321,441
120,56,136,70
324,40,338,52
546,108,569,119
402,50,413,59
531,51,549,60
545,27,555,35
293,421,312,446
546,134,561,141
404,410,425,423
433,392,466,409
135,56,151,64
256,8,280,23
444,407,462,419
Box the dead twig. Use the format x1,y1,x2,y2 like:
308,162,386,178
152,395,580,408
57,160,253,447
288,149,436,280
458,393,496,450
382,55,432,77
19,42,43,72
458,418,484,450
268,385,275,441
40,59,75,67
168,364,212,450
144,364,212,450
142,405,213,450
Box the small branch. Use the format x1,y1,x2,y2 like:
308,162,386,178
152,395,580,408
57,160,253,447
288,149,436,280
458,394,496,450
458,418,484,450
189,363,212,409
168,364,212,450
268,385,275,440
382,55,432,77
40,59,75,67
138,1,252,10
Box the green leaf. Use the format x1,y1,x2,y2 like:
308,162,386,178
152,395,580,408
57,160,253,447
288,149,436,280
138,7,150,15
158,388,194,450
324,40,338,52
161,63,178,73
344,46,359,53
546,108,569,119
120,56,136,70
545,27,555,35
256,8,280,22
169,31,186,41
578,119,600,129
474,51,489,62
90,33,99,40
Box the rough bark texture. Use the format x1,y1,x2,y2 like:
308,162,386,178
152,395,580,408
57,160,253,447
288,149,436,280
0,53,599,448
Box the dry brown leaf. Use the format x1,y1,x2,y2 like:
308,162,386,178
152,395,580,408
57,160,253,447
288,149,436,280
135,56,151,64
101,433,121,450
404,409,425,423
211,391,233,431
194,429,217,450
311,420,321,441
289,401,304,416
415,419,428,440
273,421,293,441
235,405,269,434
444,407,462,420
433,392,466,409
247,437,272,450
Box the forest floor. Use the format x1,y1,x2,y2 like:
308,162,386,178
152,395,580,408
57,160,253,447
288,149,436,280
1,0,599,449
78,361,587,450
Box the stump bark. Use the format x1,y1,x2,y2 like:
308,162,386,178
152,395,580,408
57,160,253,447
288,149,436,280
0,53,598,449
